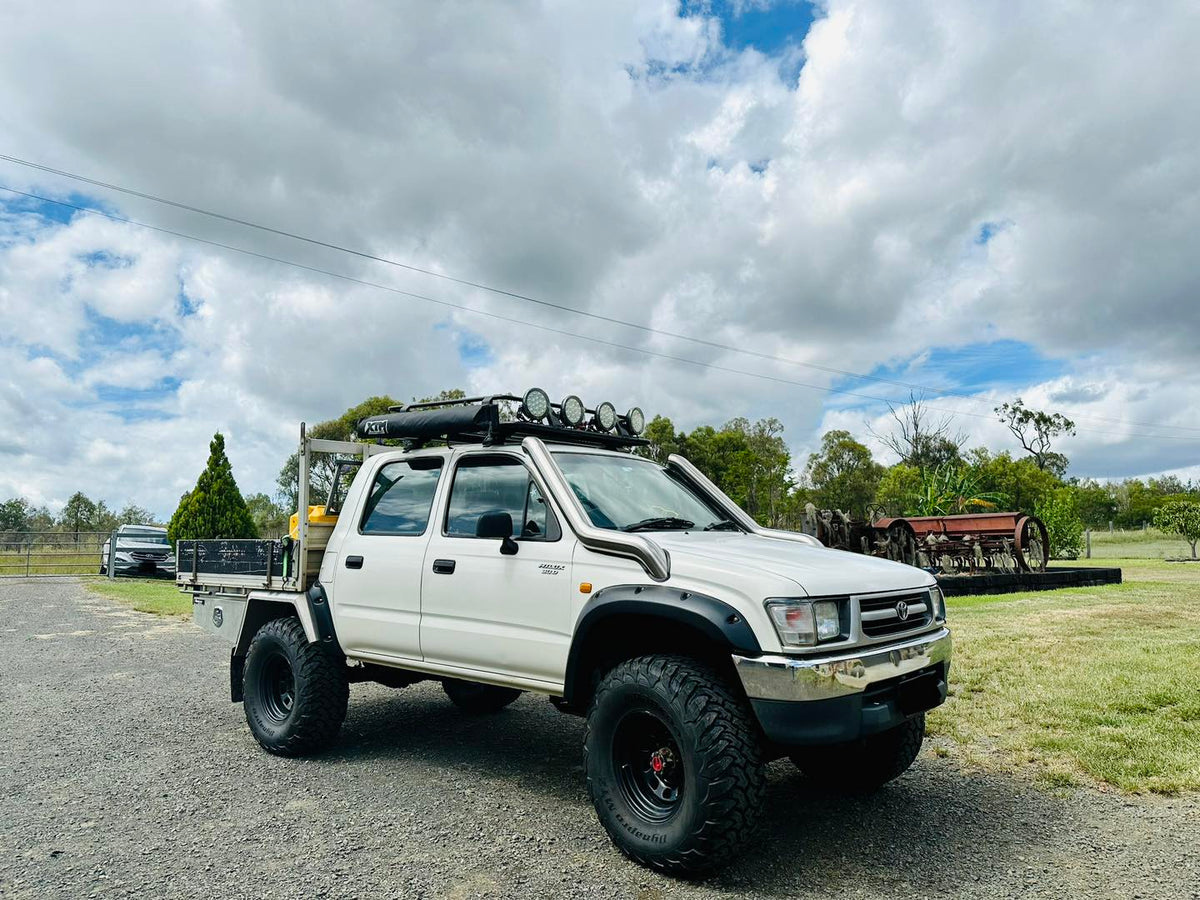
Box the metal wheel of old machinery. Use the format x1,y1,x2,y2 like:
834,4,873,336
885,520,920,567
1013,515,1050,572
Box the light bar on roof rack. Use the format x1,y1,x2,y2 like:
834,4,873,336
522,387,551,421
357,390,650,448
626,407,646,435
594,401,618,432
560,394,585,426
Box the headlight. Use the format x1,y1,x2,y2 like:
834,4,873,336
765,598,844,647
930,583,947,622
560,394,585,426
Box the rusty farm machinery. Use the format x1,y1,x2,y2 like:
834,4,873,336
804,507,1051,574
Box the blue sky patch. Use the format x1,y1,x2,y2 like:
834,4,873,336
974,220,1012,245
690,0,817,56
826,339,1067,411
633,1,816,87
1,190,78,227
96,404,178,424
94,377,181,406
0,189,120,227
679,0,816,55
79,249,135,269
177,279,202,317
458,334,494,368
81,308,181,356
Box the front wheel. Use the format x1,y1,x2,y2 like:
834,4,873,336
790,713,925,793
243,617,349,756
584,656,765,875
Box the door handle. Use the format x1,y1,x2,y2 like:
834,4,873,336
432,558,456,575
345,555,364,569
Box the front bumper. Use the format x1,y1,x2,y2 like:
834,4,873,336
733,627,951,747
113,558,177,576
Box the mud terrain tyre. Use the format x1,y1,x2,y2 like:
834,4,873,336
442,678,522,713
584,655,765,875
790,713,925,793
243,617,349,756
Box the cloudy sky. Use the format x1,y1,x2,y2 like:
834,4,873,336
2,0,1199,519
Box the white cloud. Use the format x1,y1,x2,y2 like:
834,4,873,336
0,0,1198,518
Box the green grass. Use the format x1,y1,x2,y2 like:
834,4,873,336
85,578,193,617
927,560,1200,794
1085,527,1196,559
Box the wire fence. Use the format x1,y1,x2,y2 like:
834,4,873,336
0,531,179,578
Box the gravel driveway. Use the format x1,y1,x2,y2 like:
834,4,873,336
1,579,1197,900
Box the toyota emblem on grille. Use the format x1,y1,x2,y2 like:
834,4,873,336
895,600,910,621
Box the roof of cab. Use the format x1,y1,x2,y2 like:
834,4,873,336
370,440,645,466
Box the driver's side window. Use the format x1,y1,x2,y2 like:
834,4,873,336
444,457,560,541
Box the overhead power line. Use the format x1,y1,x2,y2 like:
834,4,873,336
3,184,1198,444
3,151,1199,437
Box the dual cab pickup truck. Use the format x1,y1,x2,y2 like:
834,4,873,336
180,391,951,875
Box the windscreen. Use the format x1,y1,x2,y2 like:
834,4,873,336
118,529,169,545
552,452,729,532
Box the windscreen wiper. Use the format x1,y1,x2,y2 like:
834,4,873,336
702,519,741,531
621,517,696,532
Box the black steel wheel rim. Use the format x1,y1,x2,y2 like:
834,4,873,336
611,708,684,823
261,651,296,722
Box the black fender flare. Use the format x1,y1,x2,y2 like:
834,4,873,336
306,582,341,649
563,584,762,706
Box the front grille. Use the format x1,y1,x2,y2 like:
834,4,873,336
129,551,169,561
858,590,932,638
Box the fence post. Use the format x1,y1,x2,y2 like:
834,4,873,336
25,539,31,577
1109,520,1114,533
108,532,116,580
1143,521,1148,532
1085,528,1091,559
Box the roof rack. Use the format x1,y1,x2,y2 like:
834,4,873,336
357,393,649,450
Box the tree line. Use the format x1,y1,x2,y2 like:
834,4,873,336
0,494,156,547
638,394,1199,557
4,391,1197,559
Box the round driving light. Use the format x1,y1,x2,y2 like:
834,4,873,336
595,401,618,432
560,394,585,427
627,407,646,435
522,387,551,420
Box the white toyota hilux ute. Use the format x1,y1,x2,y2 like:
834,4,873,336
181,393,952,876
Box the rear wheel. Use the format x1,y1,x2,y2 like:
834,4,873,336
790,714,925,793
243,617,348,756
442,678,522,713
584,655,765,875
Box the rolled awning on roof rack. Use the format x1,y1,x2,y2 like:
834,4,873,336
357,403,500,441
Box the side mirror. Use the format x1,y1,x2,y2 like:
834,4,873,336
476,511,519,555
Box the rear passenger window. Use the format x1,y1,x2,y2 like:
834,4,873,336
359,460,443,535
